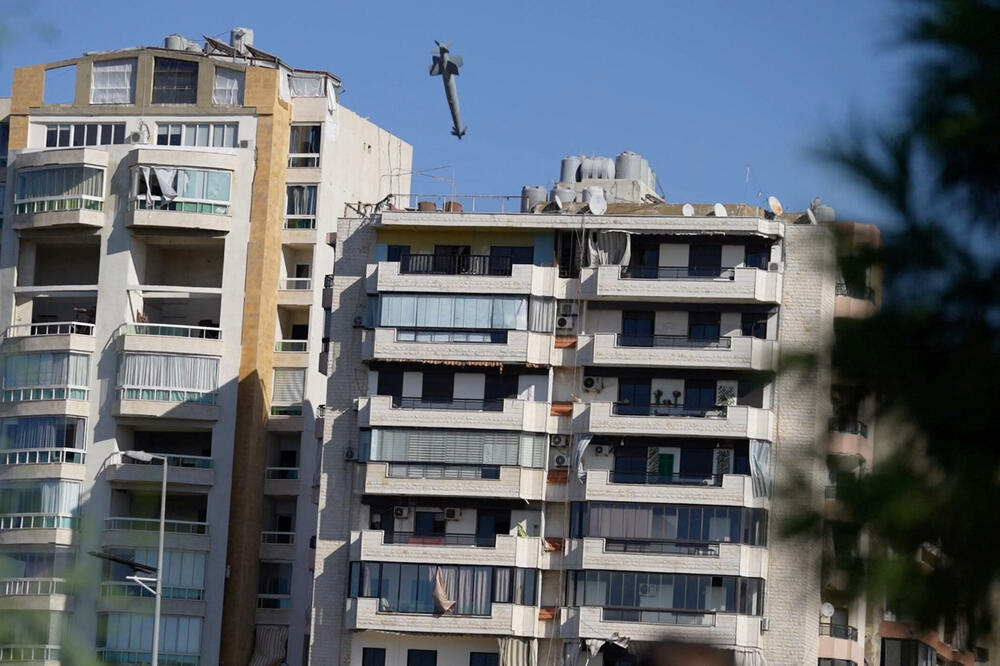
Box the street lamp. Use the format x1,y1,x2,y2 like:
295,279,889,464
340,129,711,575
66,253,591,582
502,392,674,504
121,450,167,666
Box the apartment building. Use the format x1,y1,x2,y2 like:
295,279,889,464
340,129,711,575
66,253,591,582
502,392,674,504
309,154,894,666
0,30,411,666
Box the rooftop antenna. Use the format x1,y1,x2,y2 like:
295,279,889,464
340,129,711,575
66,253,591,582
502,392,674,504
712,203,728,217
553,195,563,211
767,195,783,216
681,203,695,217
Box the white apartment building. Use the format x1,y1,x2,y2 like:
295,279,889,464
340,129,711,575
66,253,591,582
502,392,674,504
0,30,411,666
312,155,888,666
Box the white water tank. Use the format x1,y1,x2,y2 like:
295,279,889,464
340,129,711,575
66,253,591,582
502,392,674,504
581,186,605,204
231,27,254,53
814,203,836,222
580,157,615,180
164,34,186,50
521,186,547,212
551,186,577,204
560,156,582,183
615,151,642,181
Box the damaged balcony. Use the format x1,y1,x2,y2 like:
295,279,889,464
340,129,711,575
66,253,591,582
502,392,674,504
559,606,763,646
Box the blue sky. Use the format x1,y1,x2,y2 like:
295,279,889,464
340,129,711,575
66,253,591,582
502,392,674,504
1,0,913,219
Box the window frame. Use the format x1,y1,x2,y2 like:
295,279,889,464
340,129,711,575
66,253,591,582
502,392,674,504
14,165,106,215
288,124,322,167
155,122,239,148
151,57,199,105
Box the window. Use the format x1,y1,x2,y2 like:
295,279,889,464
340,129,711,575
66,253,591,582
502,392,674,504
0,480,80,520
106,549,205,599
386,245,409,262
689,244,722,274
43,65,76,105
349,561,515,616
288,125,321,167
116,353,219,404
376,370,403,400
741,313,767,339
365,428,545,469
156,122,239,148
621,311,654,346
257,561,292,608
470,654,498,666
286,185,317,229
489,245,533,265
684,379,717,410
414,511,444,537
272,368,305,409
362,648,386,666
571,502,767,547
152,58,198,104
0,122,9,166
617,379,651,415
688,312,721,341
100,613,202,658
744,241,771,269
45,122,126,147
15,166,105,214
408,651,437,666
0,416,86,451
379,294,528,331
288,74,326,97
1,352,90,402
212,67,244,105
131,167,232,215
91,59,137,104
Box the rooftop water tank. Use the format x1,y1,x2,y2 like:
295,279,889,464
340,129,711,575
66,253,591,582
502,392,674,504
615,151,642,181
231,27,254,53
521,186,547,213
580,157,615,180
550,186,577,205
560,156,583,183
581,186,606,203
164,34,186,50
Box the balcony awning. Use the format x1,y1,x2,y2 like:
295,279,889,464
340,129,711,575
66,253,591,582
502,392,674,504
248,624,287,666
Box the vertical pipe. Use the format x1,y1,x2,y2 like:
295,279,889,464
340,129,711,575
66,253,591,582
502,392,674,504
152,457,167,666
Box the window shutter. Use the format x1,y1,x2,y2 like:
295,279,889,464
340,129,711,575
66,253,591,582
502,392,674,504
272,369,304,404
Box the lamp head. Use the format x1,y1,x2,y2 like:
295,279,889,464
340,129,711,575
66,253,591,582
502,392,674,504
123,450,154,463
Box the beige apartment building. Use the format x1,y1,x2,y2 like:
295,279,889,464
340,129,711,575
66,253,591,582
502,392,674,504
0,29,411,666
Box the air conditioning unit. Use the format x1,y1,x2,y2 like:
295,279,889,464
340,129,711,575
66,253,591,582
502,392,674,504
582,376,604,392
343,447,357,462
393,506,409,519
550,434,569,448
444,507,462,521
239,139,250,148
556,314,577,332
594,445,605,456
558,301,579,317
767,261,783,272
128,130,144,143
760,618,770,632
553,454,568,468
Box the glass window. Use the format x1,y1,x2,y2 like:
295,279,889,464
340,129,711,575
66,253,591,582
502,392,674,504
91,59,137,104
621,311,654,346
386,245,409,262
212,67,244,105
288,125,321,167
617,379,651,415
155,122,239,148
15,166,105,214
363,648,386,666
44,122,127,148
688,312,721,340
408,651,436,666
152,58,198,104
470,654,498,666
741,313,768,339
285,185,318,228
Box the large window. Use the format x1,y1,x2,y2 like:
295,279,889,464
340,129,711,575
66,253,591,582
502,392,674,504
880,639,936,666
470,654,499,666
0,416,86,464
116,353,219,404
152,58,198,104
379,294,528,331
1,353,90,402
349,561,538,616
90,59,137,104
212,67,244,105
99,613,201,663
362,428,546,469
131,167,231,215
362,648,386,666
0,480,80,525
257,561,292,608
408,651,437,666
156,122,239,148
288,125,321,167
15,166,104,214
285,184,317,229
105,549,205,600
0,548,75,578
45,122,126,147
271,368,305,415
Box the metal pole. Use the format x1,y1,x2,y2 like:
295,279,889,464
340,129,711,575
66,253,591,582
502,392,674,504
151,457,166,666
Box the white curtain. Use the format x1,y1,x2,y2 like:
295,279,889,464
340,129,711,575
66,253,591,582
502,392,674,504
498,638,536,666
117,353,218,392
286,185,317,215
731,648,767,666
3,352,89,388
212,67,244,105
587,231,631,266
91,58,136,104
572,434,593,481
371,428,522,466
379,294,528,330
0,416,85,450
749,439,773,498
272,368,305,404
528,297,555,333
438,565,492,615
289,74,324,97
0,480,80,514
16,166,104,202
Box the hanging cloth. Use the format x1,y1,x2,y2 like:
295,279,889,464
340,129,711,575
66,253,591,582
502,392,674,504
572,434,594,482
433,567,455,614
749,439,773,498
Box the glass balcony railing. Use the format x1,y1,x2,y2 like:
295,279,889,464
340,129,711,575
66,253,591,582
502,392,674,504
0,513,77,529
383,532,498,547
265,467,299,480
620,266,736,280
274,340,308,352
603,539,721,556
0,578,70,596
97,649,197,666
5,321,94,338
600,607,716,625
261,531,294,545
120,453,213,469
104,517,207,535
280,277,312,290
0,448,85,465
119,323,220,340
270,405,303,416
116,387,216,405
0,646,61,662
1,386,89,402
100,580,203,600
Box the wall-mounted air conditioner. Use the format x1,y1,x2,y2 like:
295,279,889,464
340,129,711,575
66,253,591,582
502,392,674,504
553,454,568,468
550,434,569,448
343,447,357,462
393,506,409,519
767,261,783,272
444,507,462,521
582,376,604,392
556,314,577,332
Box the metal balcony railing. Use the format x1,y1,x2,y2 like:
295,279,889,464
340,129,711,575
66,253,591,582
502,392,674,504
386,462,502,480
265,467,299,480
608,471,724,487
612,402,725,417
620,266,736,280
394,328,509,344
399,253,513,277
383,532,498,547
819,623,859,640
603,539,721,556
120,323,220,339
616,334,732,349
104,517,208,535
4,321,94,338
391,193,521,213
392,396,504,412
261,531,295,545
835,282,876,302
600,607,716,625
0,448,85,465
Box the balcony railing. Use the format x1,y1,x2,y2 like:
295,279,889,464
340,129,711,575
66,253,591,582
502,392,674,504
620,266,736,280
284,217,315,230
100,580,204,600
270,405,303,416
116,387,216,405
1,386,89,402
616,334,732,349
383,531,498,547
386,462,502,480
831,419,869,438
395,328,509,344
15,195,103,215
391,396,504,411
288,153,319,168
119,323,220,340
835,282,876,302
600,607,717,625
97,649,197,666
819,623,859,641
257,593,291,609
0,578,70,596
104,517,207,535
391,193,521,213
399,254,513,277
0,448,85,465
825,485,838,499
612,402,725,417
130,195,229,216
0,513,77,530
120,453,213,469
608,471,724,487
265,467,299,480
261,531,295,545
603,539,721,556
274,339,308,352
280,277,312,290
5,321,94,338
0,646,62,662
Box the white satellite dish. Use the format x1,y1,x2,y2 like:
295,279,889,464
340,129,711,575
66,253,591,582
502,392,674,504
553,195,563,210
767,195,783,216
589,196,607,215
713,203,728,217
806,208,818,225
821,602,836,618
681,203,695,217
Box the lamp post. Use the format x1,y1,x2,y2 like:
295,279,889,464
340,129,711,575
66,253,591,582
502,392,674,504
122,450,166,666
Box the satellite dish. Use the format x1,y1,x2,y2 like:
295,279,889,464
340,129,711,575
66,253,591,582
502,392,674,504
806,208,818,225
767,195,783,216
589,196,607,215
553,195,563,210
681,203,695,217
821,603,836,618
713,203,728,217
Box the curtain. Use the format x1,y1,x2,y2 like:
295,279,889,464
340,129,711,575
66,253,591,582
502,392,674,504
3,353,89,388
278,70,291,102
498,638,536,666
528,297,555,333
16,167,104,201
91,58,136,104
248,624,287,666
289,125,321,154
518,434,546,468
0,416,85,450
212,67,244,105
730,648,767,666
0,480,80,514
289,75,324,97
104,614,201,655
493,567,513,603
379,294,528,330
286,185,317,215
117,353,218,392
181,169,230,202
152,168,180,201
370,428,527,466
129,549,205,588
433,567,455,613
749,439,772,498
571,434,593,481
272,369,305,404
587,231,631,266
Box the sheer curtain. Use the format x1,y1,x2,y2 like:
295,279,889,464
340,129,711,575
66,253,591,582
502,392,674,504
379,294,528,330
749,439,772,498
289,75,324,97
286,185,317,215
212,67,244,105
91,59,137,104
0,416,85,450
16,167,104,202
0,480,80,514
118,353,218,392
3,353,89,388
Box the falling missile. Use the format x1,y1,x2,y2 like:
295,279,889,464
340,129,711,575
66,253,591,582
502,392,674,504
429,40,466,139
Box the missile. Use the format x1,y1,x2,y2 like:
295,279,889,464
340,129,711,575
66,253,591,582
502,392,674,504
429,40,466,139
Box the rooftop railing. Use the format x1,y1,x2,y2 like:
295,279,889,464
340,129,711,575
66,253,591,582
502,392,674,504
616,334,733,349
620,266,736,280
390,193,521,213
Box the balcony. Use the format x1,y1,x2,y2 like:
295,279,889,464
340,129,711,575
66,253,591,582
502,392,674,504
263,467,300,495
352,530,543,569
359,463,545,501
362,328,550,365
0,514,76,547
116,323,222,358
277,278,313,306
274,340,309,369
105,454,214,490
0,447,85,467
346,597,538,637
259,530,296,560
373,258,536,295
835,282,877,319
578,333,777,371
829,420,873,462
358,395,548,432
0,578,73,613
579,401,775,441
577,469,766,508
560,606,762,646
819,624,864,665
2,322,96,355
113,387,218,422
101,517,209,551
0,646,62,663
580,265,782,303
12,149,108,231
562,538,767,578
